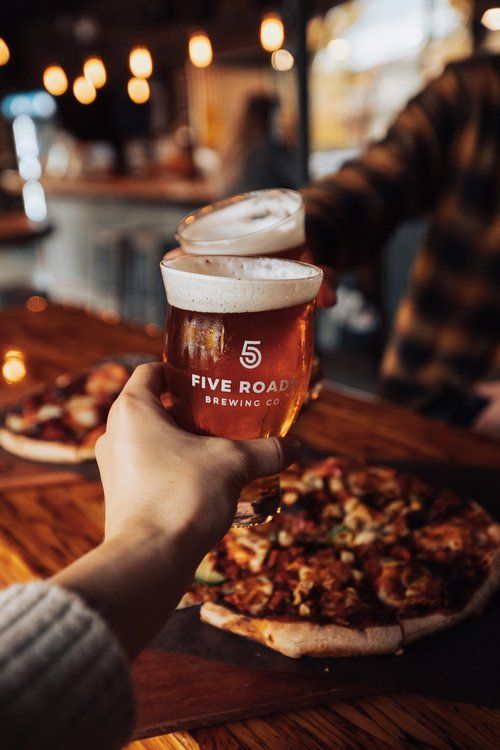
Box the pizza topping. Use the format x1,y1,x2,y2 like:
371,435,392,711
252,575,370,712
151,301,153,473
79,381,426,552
86,362,129,395
37,404,64,422
223,576,273,615
66,395,100,429
5,413,25,432
224,528,272,573
282,490,299,506
195,553,227,585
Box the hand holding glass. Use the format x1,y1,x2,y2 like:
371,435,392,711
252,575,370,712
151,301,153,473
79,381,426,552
161,255,322,525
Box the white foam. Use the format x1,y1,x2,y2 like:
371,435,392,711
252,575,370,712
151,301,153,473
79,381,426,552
176,189,305,256
161,255,323,313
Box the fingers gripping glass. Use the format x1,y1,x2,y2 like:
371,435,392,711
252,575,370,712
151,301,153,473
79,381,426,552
161,255,323,526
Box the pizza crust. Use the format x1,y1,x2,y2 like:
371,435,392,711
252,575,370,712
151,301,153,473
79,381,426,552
0,427,95,464
401,548,500,644
200,601,404,658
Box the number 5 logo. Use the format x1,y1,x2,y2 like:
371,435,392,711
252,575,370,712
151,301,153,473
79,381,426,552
240,340,262,369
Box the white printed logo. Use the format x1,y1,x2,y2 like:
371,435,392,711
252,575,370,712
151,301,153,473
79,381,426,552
239,340,262,369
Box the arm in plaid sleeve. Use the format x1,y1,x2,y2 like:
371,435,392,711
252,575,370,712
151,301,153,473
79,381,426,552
302,64,461,270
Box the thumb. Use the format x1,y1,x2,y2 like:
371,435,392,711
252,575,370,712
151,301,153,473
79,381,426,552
238,436,301,480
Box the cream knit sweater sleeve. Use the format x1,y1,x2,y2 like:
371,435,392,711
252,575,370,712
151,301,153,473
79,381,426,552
0,582,135,750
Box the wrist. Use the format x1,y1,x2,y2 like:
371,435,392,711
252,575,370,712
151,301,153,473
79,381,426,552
103,517,208,571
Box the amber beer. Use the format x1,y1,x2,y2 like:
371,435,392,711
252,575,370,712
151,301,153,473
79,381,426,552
176,189,322,402
161,255,323,526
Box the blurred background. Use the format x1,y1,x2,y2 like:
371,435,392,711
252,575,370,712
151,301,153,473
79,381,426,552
0,0,499,391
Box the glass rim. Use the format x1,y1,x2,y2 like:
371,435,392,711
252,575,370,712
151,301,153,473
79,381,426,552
175,188,303,247
160,254,323,285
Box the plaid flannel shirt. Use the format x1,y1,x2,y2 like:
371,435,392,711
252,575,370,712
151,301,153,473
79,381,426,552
303,54,500,413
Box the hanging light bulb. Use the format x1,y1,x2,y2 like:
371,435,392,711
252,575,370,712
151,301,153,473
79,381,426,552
73,76,96,105
129,47,153,78
43,66,68,96
0,38,10,66
260,13,284,52
127,77,150,104
83,57,107,88
188,32,213,68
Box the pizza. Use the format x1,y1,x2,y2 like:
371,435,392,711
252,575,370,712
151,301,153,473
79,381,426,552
0,360,133,463
180,457,500,658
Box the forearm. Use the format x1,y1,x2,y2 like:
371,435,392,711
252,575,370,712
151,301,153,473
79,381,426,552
52,526,204,660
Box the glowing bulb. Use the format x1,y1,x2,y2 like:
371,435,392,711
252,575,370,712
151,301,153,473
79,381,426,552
327,38,351,61
73,76,96,104
43,66,68,96
2,351,26,384
482,8,500,31
129,47,153,78
271,48,294,71
83,57,106,88
260,13,284,52
188,33,213,68
0,38,10,66
127,77,150,104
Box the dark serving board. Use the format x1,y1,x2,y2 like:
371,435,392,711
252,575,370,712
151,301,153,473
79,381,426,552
145,461,500,735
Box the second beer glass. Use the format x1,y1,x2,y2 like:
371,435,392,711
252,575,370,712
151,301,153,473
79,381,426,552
161,255,322,526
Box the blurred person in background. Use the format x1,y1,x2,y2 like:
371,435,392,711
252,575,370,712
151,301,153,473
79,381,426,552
303,53,500,437
219,92,298,196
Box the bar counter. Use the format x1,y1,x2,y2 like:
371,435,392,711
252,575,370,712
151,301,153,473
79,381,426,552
2,172,216,207
1,303,500,749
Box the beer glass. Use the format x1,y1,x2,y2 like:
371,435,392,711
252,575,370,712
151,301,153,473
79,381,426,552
176,189,322,401
176,188,312,262
161,255,323,526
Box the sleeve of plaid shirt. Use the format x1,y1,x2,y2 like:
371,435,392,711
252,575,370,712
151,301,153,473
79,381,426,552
302,63,460,270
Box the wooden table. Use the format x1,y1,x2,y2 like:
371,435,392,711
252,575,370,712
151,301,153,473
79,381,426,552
1,303,500,750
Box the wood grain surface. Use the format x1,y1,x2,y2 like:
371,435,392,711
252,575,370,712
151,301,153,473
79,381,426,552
1,303,500,750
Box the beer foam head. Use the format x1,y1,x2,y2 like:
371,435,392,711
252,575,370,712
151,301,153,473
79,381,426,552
161,255,323,313
176,189,305,256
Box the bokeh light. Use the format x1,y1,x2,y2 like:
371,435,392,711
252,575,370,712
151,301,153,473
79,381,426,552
129,47,153,78
83,57,107,88
2,350,27,384
73,76,96,104
188,33,213,68
43,66,68,96
0,39,10,66
271,49,294,71
260,14,285,52
127,77,150,104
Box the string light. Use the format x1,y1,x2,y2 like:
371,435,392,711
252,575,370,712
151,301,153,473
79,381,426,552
129,47,153,78
83,57,106,88
260,13,284,52
73,76,96,104
271,49,294,71
0,38,10,66
482,8,500,31
188,32,213,68
127,77,150,104
43,66,68,96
